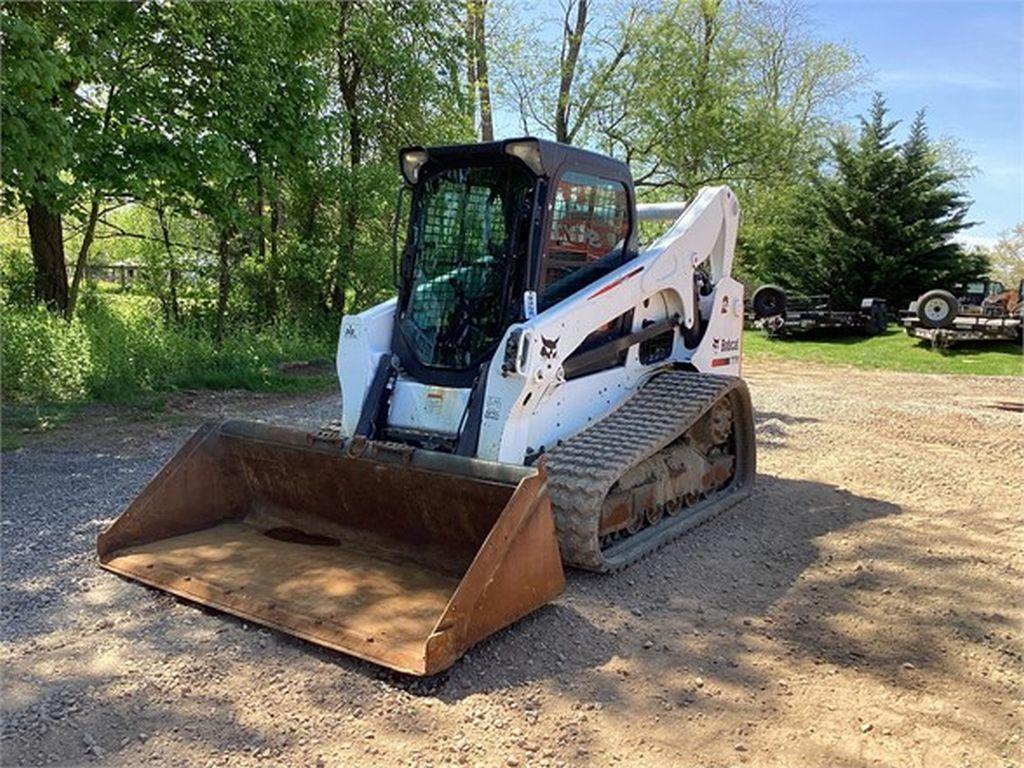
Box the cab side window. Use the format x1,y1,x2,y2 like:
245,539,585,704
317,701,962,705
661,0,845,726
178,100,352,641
539,171,631,311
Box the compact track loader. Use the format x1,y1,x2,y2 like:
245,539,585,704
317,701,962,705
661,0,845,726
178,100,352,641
99,138,755,675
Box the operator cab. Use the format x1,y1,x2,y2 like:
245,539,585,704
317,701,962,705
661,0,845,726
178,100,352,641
956,279,1005,307
392,138,637,388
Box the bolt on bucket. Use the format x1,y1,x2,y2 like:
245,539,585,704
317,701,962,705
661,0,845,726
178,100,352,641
97,421,565,676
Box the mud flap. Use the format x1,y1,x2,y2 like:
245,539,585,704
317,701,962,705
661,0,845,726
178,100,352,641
97,421,565,676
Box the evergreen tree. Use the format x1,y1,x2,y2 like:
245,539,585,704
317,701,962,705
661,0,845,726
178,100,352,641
754,94,985,309
893,111,986,293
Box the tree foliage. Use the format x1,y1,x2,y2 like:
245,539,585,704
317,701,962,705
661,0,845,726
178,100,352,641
986,224,1024,287
0,0,995,395
748,95,984,308
1,0,470,329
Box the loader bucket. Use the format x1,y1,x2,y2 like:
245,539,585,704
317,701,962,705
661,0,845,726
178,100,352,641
97,421,564,676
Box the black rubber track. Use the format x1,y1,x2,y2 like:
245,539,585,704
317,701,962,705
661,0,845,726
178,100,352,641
546,371,756,572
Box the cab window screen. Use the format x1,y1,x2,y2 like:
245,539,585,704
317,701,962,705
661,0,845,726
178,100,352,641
399,164,533,370
539,172,630,310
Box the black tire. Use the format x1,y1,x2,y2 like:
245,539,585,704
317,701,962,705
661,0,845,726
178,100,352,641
751,284,787,319
916,289,959,329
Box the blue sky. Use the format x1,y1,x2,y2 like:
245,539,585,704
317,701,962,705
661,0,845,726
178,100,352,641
809,0,1022,245
496,1,1022,245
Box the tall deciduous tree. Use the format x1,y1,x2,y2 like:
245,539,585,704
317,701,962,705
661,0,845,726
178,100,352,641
987,224,1024,286
326,0,469,314
598,0,859,192
495,0,639,145
1,3,138,313
466,0,495,140
120,1,333,337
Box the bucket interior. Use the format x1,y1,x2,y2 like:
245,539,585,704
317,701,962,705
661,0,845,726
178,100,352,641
98,423,526,673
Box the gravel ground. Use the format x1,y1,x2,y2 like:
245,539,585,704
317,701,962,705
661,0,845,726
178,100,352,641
2,359,1022,768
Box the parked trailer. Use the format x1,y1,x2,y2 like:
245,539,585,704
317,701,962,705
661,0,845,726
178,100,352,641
902,316,1022,349
748,285,887,338
901,279,1023,350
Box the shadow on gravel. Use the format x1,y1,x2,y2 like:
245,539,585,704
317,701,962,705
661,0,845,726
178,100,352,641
754,410,819,450
336,473,906,703
4,458,1019,763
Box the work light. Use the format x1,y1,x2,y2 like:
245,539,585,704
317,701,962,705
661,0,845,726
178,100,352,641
400,148,429,185
505,139,545,175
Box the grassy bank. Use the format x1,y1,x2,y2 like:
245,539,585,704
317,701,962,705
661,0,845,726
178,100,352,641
744,327,1023,376
1,292,338,406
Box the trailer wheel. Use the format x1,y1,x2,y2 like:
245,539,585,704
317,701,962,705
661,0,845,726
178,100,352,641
916,290,959,328
751,284,787,319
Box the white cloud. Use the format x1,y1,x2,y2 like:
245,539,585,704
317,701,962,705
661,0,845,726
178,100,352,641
954,233,999,250
877,69,1017,91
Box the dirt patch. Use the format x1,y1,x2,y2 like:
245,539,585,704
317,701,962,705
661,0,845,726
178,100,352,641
2,359,1021,767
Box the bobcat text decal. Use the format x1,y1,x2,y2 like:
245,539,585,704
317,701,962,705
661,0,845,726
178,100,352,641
711,337,740,353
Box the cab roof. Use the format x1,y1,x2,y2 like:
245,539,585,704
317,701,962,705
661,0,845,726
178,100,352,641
399,137,634,186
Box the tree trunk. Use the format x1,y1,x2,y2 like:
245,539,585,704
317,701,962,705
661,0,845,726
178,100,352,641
27,201,69,314
156,205,181,324
333,200,358,315
466,0,478,135
253,151,274,317
555,0,588,144
475,0,494,141
214,227,233,347
66,196,102,320
268,193,281,319
335,0,363,316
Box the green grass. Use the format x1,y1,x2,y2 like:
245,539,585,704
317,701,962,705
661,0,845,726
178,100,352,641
744,326,1023,376
0,402,84,450
1,291,338,406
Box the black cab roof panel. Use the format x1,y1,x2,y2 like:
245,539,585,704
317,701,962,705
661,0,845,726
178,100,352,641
400,137,634,186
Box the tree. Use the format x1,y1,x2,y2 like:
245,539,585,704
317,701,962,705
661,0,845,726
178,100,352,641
2,2,167,318
2,4,88,312
326,0,469,314
769,95,985,308
595,0,860,193
466,0,494,140
987,224,1024,286
116,1,334,337
494,0,639,144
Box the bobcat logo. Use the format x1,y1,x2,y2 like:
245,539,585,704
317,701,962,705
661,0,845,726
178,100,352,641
712,337,739,353
540,336,560,359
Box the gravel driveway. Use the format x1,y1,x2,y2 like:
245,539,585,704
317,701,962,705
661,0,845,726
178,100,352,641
2,360,1021,767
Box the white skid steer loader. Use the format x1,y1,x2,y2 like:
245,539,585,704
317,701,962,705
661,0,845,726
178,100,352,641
98,138,756,675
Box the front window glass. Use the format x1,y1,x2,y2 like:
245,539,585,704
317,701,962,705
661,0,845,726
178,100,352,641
539,171,630,310
399,164,534,370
